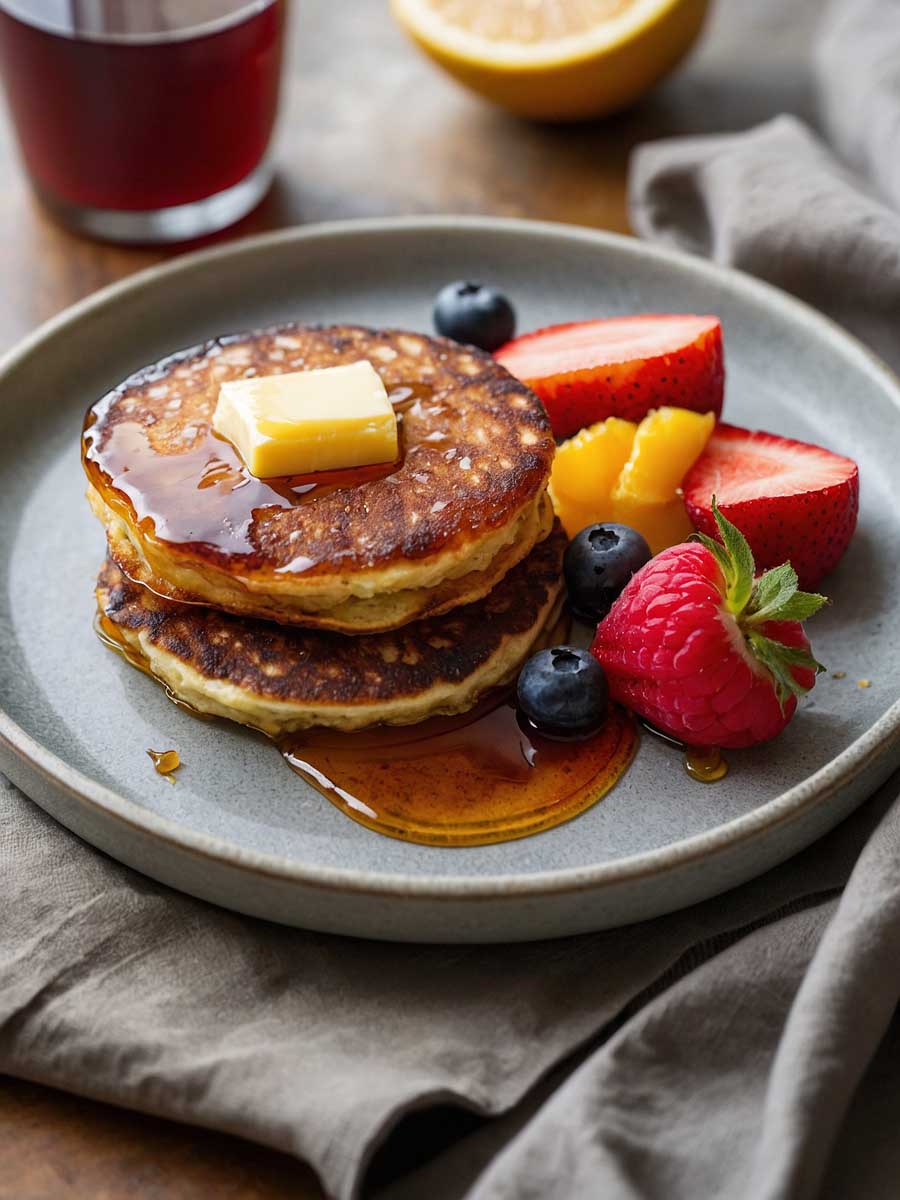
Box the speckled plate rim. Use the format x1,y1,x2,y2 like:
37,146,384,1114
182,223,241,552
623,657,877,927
2,215,899,901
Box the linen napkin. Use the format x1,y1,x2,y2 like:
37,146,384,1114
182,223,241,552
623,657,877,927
4,774,900,1200
3,3,900,1199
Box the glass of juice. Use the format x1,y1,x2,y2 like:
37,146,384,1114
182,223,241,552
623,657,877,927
0,1,286,243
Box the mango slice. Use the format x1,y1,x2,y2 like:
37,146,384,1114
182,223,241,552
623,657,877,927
614,407,716,504
609,494,696,556
549,406,715,552
551,417,637,506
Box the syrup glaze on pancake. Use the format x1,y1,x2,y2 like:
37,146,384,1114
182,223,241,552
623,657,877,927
102,490,554,634
95,525,567,734
83,324,554,621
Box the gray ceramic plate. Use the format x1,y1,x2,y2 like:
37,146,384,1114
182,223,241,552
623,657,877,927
1,217,899,943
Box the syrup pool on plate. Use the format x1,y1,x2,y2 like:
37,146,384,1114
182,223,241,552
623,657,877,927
146,748,180,780
640,720,729,784
96,609,638,845
684,746,728,784
281,696,638,847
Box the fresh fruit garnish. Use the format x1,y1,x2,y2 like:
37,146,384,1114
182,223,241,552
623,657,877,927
614,407,714,502
517,646,609,740
591,499,827,749
610,405,714,554
390,0,711,122
564,523,651,623
548,483,600,548
496,315,723,438
433,281,516,352
608,494,694,558
549,405,714,552
549,415,643,518
683,424,859,590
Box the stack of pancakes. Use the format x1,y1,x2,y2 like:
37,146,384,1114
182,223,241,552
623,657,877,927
84,324,563,735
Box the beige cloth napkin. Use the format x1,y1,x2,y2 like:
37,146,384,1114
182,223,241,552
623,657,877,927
4,775,900,1200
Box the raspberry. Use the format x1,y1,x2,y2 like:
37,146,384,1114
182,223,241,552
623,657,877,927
590,502,826,749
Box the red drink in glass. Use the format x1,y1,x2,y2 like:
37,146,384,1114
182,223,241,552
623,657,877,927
0,1,286,242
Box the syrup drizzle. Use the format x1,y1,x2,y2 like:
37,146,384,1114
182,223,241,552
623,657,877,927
147,748,180,780
94,614,638,846
82,381,436,565
640,720,729,784
280,698,637,847
683,746,728,784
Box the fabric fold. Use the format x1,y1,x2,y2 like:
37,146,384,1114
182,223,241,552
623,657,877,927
815,0,900,213
448,785,900,1200
3,774,898,1200
630,114,900,366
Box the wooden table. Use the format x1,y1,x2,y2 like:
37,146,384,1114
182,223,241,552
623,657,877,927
0,1,810,1195
0,0,642,358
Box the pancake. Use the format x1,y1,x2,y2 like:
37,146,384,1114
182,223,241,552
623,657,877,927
103,489,554,634
84,324,555,633
95,524,567,735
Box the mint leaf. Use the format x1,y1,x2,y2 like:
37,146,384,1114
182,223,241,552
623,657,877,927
759,590,828,623
750,562,798,616
746,560,828,625
711,497,755,615
746,630,826,711
694,531,734,586
746,633,798,709
696,497,829,654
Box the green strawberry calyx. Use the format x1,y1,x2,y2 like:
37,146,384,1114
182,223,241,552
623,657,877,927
692,497,827,708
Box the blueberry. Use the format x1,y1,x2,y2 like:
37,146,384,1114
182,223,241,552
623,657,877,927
564,523,652,623
517,646,608,740
433,281,516,352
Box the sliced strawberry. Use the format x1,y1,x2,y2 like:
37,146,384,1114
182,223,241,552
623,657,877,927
495,315,724,438
683,424,859,590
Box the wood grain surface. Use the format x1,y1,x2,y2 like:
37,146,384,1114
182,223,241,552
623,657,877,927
0,0,645,356
0,1,814,1196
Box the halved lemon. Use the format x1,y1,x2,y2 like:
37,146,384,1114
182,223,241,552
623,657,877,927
391,0,710,121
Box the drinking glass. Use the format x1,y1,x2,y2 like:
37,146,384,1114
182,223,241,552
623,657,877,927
0,1,286,242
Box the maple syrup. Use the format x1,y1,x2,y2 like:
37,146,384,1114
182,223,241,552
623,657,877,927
82,381,435,566
641,720,729,784
147,748,180,779
94,612,155,677
96,603,636,843
683,746,728,784
94,548,638,845
94,613,213,721
281,698,637,846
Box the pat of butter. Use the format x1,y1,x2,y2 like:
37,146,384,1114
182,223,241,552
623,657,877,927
213,361,398,477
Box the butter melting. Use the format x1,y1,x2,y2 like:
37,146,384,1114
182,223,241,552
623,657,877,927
81,382,432,564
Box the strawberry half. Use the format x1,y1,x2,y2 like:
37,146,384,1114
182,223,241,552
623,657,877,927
495,315,724,438
683,425,859,590
591,500,827,749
